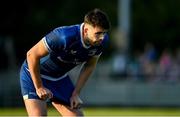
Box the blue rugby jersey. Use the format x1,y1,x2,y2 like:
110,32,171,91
24,23,109,80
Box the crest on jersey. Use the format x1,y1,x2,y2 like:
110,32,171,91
70,50,77,55
88,49,97,56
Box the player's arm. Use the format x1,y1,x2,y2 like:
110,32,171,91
70,55,100,108
26,39,52,100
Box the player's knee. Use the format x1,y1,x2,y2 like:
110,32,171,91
76,109,84,116
69,109,84,117
62,107,84,116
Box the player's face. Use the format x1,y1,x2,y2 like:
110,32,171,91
84,24,107,46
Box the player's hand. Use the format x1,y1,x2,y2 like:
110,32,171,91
70,93,83,109
36,87,53,101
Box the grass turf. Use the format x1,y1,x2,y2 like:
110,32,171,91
0,107,180,116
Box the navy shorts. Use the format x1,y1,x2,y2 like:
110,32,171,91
20,65,75,106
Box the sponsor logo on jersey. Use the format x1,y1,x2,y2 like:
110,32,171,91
73,59,83,64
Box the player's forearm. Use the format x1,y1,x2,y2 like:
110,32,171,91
73,63,96,95
26,52,43,90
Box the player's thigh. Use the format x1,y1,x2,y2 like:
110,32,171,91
52,102,84,116
24,99,47,116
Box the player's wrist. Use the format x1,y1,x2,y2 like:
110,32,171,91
35,84,44,90
72,90,80,96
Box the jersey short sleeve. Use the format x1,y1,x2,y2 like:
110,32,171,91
43,28,66,53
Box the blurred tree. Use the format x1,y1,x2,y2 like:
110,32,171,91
131,0,180,54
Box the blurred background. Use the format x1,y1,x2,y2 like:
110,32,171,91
0,0,180,115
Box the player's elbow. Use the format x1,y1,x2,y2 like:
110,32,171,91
84,62,97,71
26,51,32,62
26,50,32,58
26,50,37,61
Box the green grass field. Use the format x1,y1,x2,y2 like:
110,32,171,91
0,107,180,116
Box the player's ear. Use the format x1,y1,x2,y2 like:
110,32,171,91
84,27,88,34
84,23,90,33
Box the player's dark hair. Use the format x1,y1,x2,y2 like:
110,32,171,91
84,8,110,30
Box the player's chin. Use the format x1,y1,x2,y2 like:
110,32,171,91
91,41,101,46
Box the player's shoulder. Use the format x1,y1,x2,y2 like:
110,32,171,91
53,24,80,37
